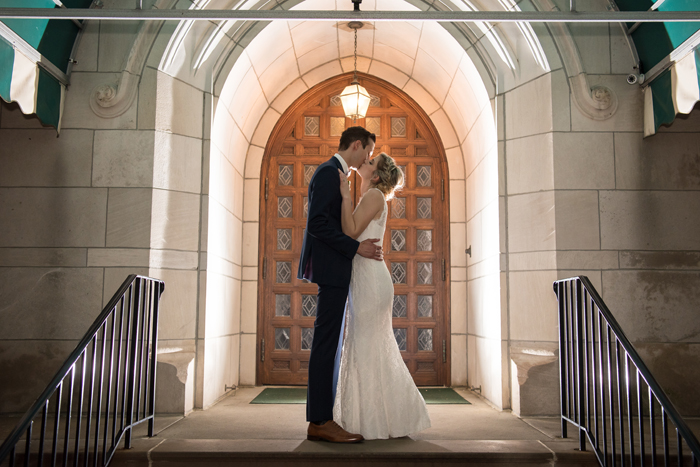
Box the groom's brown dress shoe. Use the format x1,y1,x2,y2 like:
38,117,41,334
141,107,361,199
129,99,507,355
307,421,364,443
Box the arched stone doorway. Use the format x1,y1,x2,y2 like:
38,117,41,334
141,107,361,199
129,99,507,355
256,73,451,386
156,11,501,408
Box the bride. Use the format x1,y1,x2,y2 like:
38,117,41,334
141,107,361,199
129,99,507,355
333,153,431,440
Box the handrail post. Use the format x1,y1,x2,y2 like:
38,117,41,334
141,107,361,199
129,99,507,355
124,278,143,449
147,281,163,437
575,279,586,452
556,281,568,439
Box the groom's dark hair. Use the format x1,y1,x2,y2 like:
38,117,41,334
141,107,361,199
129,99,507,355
338,126,376,151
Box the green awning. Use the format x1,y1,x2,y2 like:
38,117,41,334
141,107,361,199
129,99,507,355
644,48,700,136
0,34,65,129
615,0,700,136
0,0,92,131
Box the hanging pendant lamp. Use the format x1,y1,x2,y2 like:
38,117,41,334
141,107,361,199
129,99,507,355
340,21,371,122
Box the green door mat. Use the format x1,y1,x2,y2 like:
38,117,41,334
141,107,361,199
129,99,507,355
250,388,307,404
250,388,470,404
418,388,471,404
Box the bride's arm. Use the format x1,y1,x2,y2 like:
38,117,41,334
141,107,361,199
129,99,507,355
339,170,384,239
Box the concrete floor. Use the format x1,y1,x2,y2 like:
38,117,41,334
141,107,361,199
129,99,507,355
139,387,556,440
112,386,598,464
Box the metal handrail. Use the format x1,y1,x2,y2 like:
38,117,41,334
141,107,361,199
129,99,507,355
554,276,700,467
0,274,165,467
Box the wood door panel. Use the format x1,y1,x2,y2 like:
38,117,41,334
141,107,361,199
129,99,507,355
258,73,451,386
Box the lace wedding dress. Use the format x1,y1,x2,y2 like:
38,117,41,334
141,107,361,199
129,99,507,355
332,188,431,440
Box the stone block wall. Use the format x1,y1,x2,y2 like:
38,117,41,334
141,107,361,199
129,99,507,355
202,78,244,408
464,102,504,408
0,13,209,413
501,15,700,415
557,38,700,416
501,70,567,416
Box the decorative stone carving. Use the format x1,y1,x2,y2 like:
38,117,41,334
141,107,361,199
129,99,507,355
89,73,141,118
534,0,618,121
92,83,116,104
89,0,178,118
571,74,619,121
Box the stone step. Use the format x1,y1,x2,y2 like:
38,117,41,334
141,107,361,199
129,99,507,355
109,438,600,467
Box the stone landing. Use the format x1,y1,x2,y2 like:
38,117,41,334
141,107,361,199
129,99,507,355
110,387,598,467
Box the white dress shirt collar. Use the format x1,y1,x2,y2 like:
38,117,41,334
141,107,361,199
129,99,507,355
334,153,349,175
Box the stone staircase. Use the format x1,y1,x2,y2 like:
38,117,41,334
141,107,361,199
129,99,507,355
109,387,599,467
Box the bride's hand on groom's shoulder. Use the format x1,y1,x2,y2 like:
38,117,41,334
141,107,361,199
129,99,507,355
357,238,383,261
338,169,351,199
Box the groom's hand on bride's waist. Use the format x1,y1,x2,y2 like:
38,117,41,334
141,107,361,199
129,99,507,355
357,238,383,261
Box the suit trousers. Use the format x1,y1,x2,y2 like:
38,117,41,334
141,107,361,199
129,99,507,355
306,283,349,422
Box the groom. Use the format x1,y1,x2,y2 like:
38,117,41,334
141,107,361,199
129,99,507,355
298,126,382,443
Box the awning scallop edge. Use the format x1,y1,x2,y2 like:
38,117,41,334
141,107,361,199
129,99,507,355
0,34,65,131
644,47,700,137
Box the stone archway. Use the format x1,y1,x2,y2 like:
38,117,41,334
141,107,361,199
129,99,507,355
202,17,502,405
194,16,502,409
140,6,512,410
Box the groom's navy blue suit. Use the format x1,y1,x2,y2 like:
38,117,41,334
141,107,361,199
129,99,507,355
298,156,360,422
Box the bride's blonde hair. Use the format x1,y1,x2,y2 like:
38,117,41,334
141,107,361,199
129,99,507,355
371,153,404,200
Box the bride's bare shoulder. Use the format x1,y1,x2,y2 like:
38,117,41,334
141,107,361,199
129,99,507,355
364,187,384,200
359,189,384,220
361,188,384,206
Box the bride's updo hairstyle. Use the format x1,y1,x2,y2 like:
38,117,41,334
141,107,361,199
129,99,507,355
372,153,404,200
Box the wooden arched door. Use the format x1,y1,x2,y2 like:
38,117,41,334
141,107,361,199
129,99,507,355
256,73,451,386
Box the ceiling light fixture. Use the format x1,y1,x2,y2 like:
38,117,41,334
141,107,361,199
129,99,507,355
340,20,371,122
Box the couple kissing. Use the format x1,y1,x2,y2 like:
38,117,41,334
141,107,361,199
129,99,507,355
298,126,431,443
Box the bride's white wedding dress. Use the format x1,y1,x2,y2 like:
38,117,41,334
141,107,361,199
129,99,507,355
333,188,431,440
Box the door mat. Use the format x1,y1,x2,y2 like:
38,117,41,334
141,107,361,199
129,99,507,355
250,388,471,405
250,388,307,404
419,388,471,404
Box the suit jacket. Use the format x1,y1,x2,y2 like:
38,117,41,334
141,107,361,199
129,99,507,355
298,156,360,287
